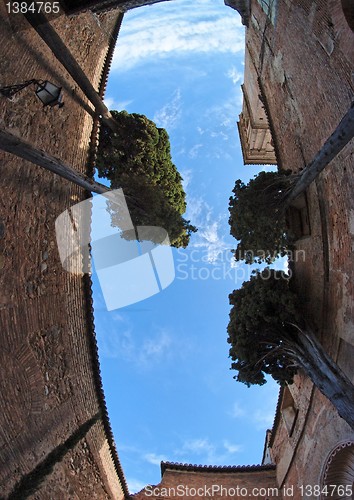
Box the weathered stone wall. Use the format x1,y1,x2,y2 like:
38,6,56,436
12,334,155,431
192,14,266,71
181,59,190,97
0,6,127,498
269,376,354,497
243,0,354,495
1,0,353,497
134,464,278,500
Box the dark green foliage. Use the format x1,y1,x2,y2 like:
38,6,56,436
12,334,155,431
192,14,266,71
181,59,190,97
227,269,302,387
7,412,101,500
228,171,294,264
96,110,196,247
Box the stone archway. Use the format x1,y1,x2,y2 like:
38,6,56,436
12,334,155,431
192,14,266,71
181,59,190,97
321,441,354,500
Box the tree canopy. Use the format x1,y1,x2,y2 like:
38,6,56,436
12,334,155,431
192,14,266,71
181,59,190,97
228,171,294,264
227,268,354,429
96,110,196,247
227,268,300,386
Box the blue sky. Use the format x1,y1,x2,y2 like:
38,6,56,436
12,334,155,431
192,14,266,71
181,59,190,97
92,0,280,493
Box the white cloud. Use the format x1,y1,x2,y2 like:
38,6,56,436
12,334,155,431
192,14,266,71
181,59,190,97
177,171,238,269
200,221,219,244
128,478,148,494
176,437,243,465
252,410,276,430
188,143,203,159
184,194,206,223
226,66,243,85
103,96,133,111
223,440,243,454
229,401,246,418
204,92,241,130
104,96,115,109
117,442,141,453
142,331,172,358
180,438,214,455
210,131,228,141
227,383,278,431
185,197,230,263
97,317,172,368
144,452,168,466
196,221,228,263
111,1,244,71
251,381,279,430
180,168,193,191
176,438,217,463
154,89,182,130
207,148,233,161
97,315,133,359
195,89,244,153
111,312,125,322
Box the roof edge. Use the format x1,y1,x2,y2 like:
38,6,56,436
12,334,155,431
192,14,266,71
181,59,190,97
161,461,276,476
269,386,284,448
84,12,130,498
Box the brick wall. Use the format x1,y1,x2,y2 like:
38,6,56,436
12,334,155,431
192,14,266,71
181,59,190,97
243,0,354,494
244,0,354,370
134,465,277,500
0,6,127,498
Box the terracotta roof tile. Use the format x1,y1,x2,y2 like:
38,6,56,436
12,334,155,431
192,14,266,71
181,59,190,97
161,461,276,475
84,12,129,497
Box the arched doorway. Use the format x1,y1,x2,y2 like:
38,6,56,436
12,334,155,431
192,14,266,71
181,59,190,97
321,441,354,500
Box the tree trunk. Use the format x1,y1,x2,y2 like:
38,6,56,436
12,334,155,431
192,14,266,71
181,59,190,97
285,101,354,206
23,9,118,132
294,327,354,430
0,127,110,194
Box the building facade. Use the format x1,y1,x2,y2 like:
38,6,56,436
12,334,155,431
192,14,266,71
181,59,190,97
238,0,354,495
1,0,353,498
0,5,127,498
134,463,278,500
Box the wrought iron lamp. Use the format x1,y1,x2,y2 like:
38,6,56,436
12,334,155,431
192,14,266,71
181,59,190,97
0,79,64,107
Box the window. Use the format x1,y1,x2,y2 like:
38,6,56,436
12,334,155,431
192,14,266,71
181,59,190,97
286,193,311,240
281,387,298,436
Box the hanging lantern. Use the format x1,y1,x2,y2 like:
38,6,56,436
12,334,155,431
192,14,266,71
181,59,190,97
35,80,64,108
0,79,64,108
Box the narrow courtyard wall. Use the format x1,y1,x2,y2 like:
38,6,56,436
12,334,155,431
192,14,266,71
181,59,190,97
0,6,127,498
240,1,354,496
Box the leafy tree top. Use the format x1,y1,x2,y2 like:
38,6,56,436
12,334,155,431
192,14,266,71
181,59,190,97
227,268,354,431
228,171,294,264
96,110,196,247
227,268,302,387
